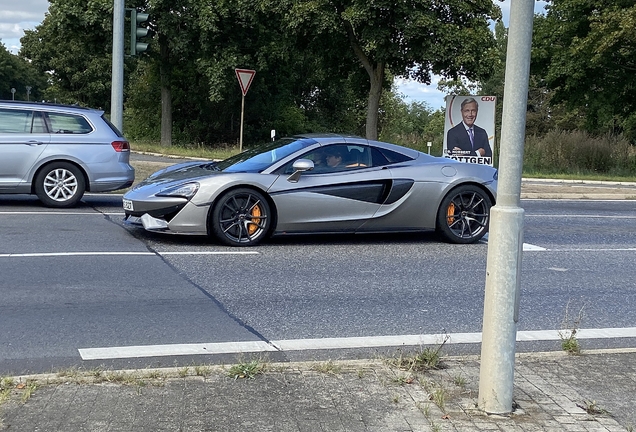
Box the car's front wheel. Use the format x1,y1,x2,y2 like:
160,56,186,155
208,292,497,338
210,188,272,246
436,185,492,244
34,162,86,208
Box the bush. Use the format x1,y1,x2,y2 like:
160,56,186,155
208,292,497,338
524,130,636,177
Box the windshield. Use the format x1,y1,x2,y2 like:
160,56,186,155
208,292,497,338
212,138,314,173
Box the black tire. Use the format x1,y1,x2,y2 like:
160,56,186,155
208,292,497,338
34,162,86,208
436,184,492,244
210,188,272,246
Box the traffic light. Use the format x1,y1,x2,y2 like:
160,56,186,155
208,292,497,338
130,9,150,56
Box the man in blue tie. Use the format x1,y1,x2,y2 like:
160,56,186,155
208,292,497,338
446,97,492,157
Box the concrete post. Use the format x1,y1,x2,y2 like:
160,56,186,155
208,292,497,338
110,0,125,132
478,0,535,415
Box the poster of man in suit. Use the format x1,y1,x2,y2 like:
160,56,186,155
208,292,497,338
443,96,496,166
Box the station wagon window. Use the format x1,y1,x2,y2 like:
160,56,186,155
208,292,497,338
46,112,93,134
0,109,46,133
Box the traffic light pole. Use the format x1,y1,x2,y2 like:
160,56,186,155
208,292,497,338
478,0,534,415
110,0,124,132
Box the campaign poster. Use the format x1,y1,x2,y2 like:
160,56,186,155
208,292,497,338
443,95,496,166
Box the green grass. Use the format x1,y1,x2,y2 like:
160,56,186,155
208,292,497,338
131,140,239,161
228,360,266,380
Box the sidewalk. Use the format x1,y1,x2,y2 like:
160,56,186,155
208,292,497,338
521,178,636,200
2,349,635,431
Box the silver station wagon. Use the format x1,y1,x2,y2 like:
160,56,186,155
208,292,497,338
0,101,135,207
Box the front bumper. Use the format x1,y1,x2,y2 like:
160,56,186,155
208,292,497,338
124,200,210,235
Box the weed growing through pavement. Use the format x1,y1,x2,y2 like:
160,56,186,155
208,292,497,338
391,336,449,372
19,381,38,404
577,400,609,415
228,359,266,380
0,377,13,405
393,375,415,385
430,386,448,412
453,374,466,388
559,301,585,355
417,402,431,418
194,365,212,377
310,360,343,375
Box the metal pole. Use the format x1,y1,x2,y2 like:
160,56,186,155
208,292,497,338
111,0,125,131
478,0,534,415
239,95,245,152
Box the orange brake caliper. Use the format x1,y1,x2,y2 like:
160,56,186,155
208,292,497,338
248,204,262,235
446,202,456,226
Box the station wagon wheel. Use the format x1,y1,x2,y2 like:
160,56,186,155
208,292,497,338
436,185,492,244
210,188,271,246
34,162,86,208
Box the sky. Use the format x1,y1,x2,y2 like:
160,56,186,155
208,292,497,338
1,0,546,108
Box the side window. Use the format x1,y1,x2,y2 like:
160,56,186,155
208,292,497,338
46,113,93,134
277,144,376,175
370,146,414,166
0,109,39,133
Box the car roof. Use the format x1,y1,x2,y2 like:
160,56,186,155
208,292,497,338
0,100,103,115
290,133,422,159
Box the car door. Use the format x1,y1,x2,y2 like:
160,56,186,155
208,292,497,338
0,108,50,191
267,144,394,234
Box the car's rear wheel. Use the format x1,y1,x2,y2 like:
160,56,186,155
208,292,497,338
436,185,492,244
210,188,271,246
34,162,86,208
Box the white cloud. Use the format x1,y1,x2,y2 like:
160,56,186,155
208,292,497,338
0,0,49,53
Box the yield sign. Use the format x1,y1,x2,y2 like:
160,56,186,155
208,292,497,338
235,69,256,96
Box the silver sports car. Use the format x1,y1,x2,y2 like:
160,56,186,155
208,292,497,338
123,133,497,246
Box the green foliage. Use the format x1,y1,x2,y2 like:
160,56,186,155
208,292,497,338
532,1,636,141
228,360,266,380
0,43,48,101
379,87,446,155
524,130,636,177
19,0,133,108
269,0,501,139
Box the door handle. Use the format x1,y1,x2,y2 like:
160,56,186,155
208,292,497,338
25,140,45,145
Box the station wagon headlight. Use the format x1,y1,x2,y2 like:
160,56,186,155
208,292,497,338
156,182,200,199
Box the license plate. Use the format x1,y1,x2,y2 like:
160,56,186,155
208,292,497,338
122,199,134,211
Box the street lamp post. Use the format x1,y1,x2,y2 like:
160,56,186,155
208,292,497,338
11,88,16,100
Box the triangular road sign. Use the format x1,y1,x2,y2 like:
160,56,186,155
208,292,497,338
235,69,256,96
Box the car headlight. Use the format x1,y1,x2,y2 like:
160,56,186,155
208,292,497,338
156,182,200,199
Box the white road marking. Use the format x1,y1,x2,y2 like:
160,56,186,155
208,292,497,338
79,341,276,360
523,243,547,251
0,251,259,258
0,211,119,215
527,214,636,219
78,327,636,360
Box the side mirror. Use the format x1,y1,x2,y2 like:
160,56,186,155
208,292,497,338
287,158,314,183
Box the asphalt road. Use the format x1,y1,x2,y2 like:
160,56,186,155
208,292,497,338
0,192,635,375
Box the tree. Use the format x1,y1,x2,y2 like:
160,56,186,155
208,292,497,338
0,43,48,101
19,0,122,108
270,0,501,140
532,0,636,140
